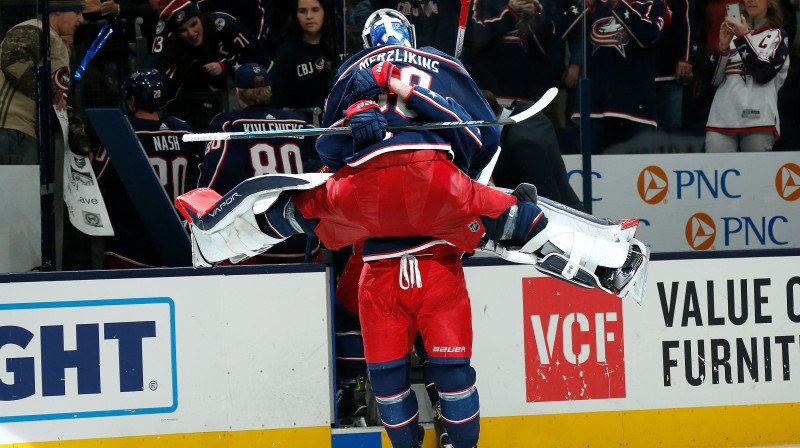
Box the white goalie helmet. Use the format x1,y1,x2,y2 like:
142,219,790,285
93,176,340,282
361,8,416,49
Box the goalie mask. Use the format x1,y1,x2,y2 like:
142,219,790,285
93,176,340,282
125,69,167,112
362,8,416,48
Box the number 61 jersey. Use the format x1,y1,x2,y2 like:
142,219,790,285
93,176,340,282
198,107,320,195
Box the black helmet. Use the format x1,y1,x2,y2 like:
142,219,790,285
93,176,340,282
125,69,167,111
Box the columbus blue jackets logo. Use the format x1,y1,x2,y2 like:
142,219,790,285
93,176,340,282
590,18,629,57
156,20,165,34
215,18,226,31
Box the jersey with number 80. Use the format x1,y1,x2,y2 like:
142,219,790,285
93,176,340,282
198,107,319,195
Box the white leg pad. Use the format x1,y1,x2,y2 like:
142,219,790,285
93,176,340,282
521,220,630,270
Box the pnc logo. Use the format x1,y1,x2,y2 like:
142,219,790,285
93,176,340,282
685,213,716,250
637,166,668,204
776,163,800,201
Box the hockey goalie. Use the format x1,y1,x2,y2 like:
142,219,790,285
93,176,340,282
175,8,649,306
176,173,648,304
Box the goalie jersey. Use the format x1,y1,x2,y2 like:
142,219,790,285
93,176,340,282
705,24,789,137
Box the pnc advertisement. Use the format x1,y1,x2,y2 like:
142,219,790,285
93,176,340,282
564,154,800,252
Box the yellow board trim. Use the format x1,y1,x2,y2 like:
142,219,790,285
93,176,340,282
5,403,799,448
0,426,331,448
478,403,800,448
380,403,800,447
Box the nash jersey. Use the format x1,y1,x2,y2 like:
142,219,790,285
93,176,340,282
198,107,320,260
705,24,789,137
563,0,666,125
94,116,198,267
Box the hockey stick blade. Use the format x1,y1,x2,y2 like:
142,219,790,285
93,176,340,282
182,87,558,143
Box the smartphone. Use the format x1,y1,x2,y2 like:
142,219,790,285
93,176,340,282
726,3,741,22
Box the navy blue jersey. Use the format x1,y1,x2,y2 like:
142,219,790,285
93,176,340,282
318,45,499,179
563,0,666,125
151,1,274,64
151,12,270,90
198,106,320,260
94,116,199,267
198,107,319,194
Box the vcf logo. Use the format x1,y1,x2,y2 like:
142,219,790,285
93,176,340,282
685,213,716,250
637,166,668,204
776,163,800,201
522,277,625,402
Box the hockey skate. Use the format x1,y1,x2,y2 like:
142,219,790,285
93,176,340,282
175,173,330,267
432,401,454,448
337,374,369,427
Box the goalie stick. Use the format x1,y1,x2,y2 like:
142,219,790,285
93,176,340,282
182,87,558,143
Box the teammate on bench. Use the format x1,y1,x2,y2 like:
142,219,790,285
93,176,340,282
176,9,648,448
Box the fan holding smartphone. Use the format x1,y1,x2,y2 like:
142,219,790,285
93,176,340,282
705,0,790,152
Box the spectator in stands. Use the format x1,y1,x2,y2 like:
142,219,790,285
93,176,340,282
198,62,321,263
654,0,699,134
465,0,566,109
270,0,336,111
482,89,585,211
93,69,199,268
194,0,276,59
0,0,92,165
705,0,789,152
85,0,159,48
562,0,666,154
154,0,270,130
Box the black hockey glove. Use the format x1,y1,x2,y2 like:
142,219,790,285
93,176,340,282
345,100,387,149
346,61,400,102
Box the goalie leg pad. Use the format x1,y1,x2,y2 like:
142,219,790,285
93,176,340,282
537,196,640,242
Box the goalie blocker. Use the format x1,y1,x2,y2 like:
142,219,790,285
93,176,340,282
175,176,649,303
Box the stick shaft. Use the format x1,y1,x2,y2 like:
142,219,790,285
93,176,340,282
182,87,558,143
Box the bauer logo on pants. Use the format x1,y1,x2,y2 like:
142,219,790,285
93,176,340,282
0,298,177,422
522,277,625,402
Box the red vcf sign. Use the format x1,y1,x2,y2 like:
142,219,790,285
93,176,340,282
523,277,626,402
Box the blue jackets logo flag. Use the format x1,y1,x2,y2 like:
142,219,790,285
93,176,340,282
0,298,177,422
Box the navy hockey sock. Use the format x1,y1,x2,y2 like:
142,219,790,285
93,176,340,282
429,363,480,448
369,362,421,448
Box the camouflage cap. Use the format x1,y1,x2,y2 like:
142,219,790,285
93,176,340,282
50,0,86,12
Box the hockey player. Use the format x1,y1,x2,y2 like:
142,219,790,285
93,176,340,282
176,9,648,448
94,69,200,268
198,62,321,263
